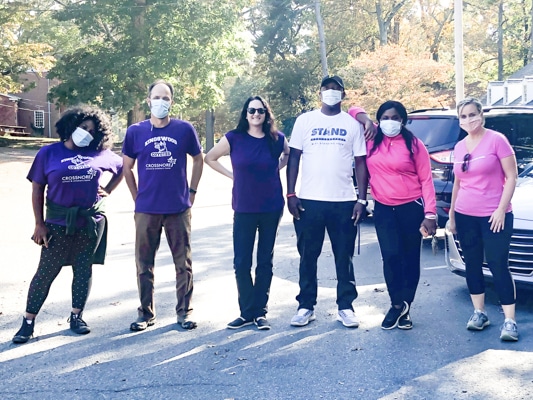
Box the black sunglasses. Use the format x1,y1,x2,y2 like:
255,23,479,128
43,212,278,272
247,107,266,115
462,153,471,172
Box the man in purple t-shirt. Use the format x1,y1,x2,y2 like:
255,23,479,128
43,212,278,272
122,80,203,331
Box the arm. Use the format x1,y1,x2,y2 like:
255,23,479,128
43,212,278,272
348,106,376,141
448,176,461,234
414,143,437,236
204,136,233,179
189,152,204,206
31,181,50,247
489,155,518,232
352,155,368,224
122,155,138,201
278,137,290,170
286,147,304,219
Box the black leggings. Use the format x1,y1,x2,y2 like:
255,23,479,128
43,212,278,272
455,211,515,305
25,222,101,314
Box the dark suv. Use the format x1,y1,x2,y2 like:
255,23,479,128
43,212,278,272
406,107,533,227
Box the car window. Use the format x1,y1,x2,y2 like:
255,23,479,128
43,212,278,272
406,117,462,148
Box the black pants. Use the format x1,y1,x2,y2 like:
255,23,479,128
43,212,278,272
293,200,358,311
233,210,283,320
25,221,103,314
373,200,424,306
455,211,515,305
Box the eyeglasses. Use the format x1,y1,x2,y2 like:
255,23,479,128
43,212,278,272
247,107,266,115
462,153,471,172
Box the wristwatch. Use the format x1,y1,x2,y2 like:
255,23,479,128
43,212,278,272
357,199,368,206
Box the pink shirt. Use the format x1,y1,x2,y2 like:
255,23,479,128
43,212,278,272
453,129,514,216
366,136,436,214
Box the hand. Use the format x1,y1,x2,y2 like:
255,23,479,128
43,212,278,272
352,202,366,225
489,208,506,233
189,192,196,206
420,218,437,237
287,196,304,220
448,216,457,234
97,186,110,197
363,121,377,141
32,223,50,248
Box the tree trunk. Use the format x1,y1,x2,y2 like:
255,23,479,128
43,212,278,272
315,0,328,77
205,109,215,152
498,0,504,81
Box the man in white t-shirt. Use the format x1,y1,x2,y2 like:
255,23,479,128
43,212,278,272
286,75,369,328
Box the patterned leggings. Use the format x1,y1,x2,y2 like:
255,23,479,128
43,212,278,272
25,222,101,314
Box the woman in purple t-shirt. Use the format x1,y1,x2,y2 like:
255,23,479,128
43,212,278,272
12,106,123,344
205,96,289,330
449,97,519,341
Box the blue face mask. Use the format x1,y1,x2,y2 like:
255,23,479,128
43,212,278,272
72,127,94,147
150,99,171,119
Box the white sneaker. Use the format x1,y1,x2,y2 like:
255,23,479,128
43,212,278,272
290,308,316,327
337,309,359,328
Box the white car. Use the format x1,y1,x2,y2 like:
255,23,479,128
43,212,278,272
445,163,533,285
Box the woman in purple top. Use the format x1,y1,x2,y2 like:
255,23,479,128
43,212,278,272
205,96,289,330
449,97,518,341
12,106,123,344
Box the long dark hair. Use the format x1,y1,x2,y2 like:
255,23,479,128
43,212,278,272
235,95,279,157
55,105,114,151
369,100,419,159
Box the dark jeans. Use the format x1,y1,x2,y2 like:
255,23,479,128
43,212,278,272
373,200,424,306
233,210,283,320
134,210,193,320
455,211,515,305
293,200,357,311
26,220,104,314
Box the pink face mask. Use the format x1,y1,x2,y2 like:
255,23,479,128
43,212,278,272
459,116,482,133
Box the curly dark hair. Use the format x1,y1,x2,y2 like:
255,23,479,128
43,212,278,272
369,100,420,160
55,105,114,151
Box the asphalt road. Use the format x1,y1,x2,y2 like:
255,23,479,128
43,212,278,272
0,148,532,400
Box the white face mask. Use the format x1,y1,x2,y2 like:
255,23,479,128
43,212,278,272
321,89,342,106
380,120,402,137
72,127,94,147
150,99,171,119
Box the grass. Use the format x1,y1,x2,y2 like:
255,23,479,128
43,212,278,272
0,135,57,150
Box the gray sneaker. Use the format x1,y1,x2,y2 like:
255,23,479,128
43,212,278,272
290,308,315,327
500,319,519,341
466,310,490,331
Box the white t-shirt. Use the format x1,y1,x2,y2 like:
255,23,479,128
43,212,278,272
289,109,366,201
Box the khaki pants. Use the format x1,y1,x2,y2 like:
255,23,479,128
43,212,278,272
134,210,193,320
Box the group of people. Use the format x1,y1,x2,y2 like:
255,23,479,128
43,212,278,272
12,77,520,344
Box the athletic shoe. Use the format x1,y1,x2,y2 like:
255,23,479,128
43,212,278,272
12,317,35,344
500,319,519,341
69,312,91,335
398,312,413,330
254,317,271,330
381,301,409,330
466,310,490,331
178,315,197,330
337,309,359,328
227,317,253,330
130,316,156,331
290,308,315,327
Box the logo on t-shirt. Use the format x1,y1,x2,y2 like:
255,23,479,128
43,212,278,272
62,155,93,170
60,155,98,183
310,127,347,144
144,136,177,170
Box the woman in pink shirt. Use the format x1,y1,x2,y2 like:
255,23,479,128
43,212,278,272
365,100,437,330
449,97,518,341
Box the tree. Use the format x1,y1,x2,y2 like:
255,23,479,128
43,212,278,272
0,1,56,93
47,0,249,126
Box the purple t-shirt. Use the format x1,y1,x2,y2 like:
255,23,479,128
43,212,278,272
122,119,202,214
453,129,514,216
27,142,123,226
226,130,285,213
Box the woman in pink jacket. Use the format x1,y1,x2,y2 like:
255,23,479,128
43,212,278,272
364,100,437,330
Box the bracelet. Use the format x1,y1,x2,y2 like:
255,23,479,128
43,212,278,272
424,213,436,220
286,193,296,198
189,188,197,194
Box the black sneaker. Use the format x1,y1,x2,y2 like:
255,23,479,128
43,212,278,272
12,317,35,344
68,312,91,335
398,312,413,330
227,317,253,329
254,317,271,330
130,316,156,331
381,301,409,330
